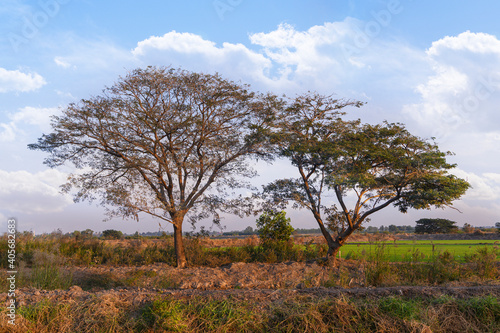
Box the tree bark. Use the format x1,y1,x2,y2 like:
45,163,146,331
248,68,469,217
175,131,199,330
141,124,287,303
173,221,188,268
326,226,357,265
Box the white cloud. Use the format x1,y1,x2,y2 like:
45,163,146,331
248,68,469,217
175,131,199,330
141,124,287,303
450,169,500,201
0,169,72,214
0,123,16,142
132,30,273,88
249,22,346,76
0,68,46,93
403,31,500,144
0,106,58,142
54,56,73,69
131,21,425,96
10,106,58,132
427,31,500,56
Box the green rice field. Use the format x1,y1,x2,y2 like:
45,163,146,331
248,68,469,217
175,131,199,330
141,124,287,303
339,239,500,262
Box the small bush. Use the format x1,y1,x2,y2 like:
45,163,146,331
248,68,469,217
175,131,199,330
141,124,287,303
256,210,294,245
102,229,124,240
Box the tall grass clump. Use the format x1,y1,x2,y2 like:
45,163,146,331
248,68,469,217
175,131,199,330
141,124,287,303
464,246,499,279
364,242,396,287
19,251,73,290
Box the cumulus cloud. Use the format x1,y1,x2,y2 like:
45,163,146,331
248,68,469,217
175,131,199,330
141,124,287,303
450,169,500,201
0,106,58,142
0,67,46,93
0,169,72,214
403,31,500,142
131,21,425,96
427,31,500,56
132,30,273,89
10,106,58,132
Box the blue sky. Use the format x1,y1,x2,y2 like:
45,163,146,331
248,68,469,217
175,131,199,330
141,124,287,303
1,0,500,234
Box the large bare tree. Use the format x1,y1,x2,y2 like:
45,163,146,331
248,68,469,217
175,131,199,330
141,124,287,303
29,67,278,268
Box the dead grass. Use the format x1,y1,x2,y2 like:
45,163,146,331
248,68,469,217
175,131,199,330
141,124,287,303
2,291,499,332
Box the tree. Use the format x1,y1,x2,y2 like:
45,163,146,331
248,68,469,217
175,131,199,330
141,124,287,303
72,230,81,240
29,66,277,268
415,218,458,234
388,225,398,233
102,229,124,240
256,211,294,245
462,223,475,233
241,226,255,235
262,92,470,262
81,229,94,239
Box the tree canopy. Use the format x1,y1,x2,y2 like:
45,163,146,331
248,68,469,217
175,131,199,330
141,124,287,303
29,66,278,267
262,93,470,259
415,218,458,234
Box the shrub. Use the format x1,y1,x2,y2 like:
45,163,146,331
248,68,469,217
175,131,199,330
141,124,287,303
102,229,124,240
256,210,294,245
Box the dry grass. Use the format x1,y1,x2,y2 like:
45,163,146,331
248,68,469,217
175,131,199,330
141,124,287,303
1,292,499,332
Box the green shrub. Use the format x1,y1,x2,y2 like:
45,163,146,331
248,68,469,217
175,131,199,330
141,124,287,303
256,210,294,245
102,229,124,240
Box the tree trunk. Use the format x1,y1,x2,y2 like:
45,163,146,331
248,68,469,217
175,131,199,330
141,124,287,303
173,222,188,268
326,226,359,265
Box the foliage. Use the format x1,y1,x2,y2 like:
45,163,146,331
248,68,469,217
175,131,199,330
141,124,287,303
415,218,458,234
256,210,294,245
262,92,470,260
102,229,124,240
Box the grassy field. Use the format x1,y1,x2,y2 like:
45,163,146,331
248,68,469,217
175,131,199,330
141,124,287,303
3,291,500,333
338,239,500,262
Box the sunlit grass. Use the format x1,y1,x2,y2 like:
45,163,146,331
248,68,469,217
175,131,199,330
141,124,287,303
339,240,500,262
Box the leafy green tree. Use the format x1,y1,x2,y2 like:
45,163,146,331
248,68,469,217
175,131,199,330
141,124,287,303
256,211,294,245
415,218,458,234
388,225,398,233
242,226,255,235
364,226,379,233
102,229,124,240
28,67,278,268
262,93,470,262
81,229,94,239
